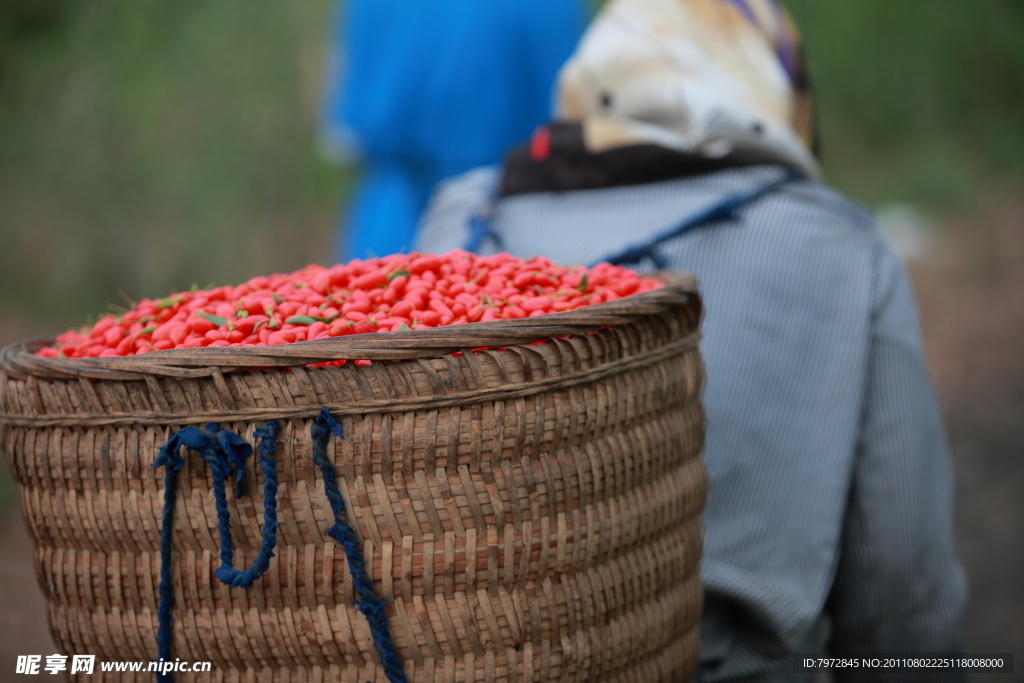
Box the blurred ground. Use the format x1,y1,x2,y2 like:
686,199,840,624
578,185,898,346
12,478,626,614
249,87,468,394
0,509,54,681
1,194,1022,681
910,195,1024,675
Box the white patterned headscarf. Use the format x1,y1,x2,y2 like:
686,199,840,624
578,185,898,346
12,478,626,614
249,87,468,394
556,0,820,176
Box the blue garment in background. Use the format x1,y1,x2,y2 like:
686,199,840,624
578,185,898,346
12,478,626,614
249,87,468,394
323,0,585,262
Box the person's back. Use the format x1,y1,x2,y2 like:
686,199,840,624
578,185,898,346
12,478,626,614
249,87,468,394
415,1,967,680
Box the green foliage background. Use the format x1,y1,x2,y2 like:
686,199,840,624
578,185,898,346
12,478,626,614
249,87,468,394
785,0,1024,206
0,0,348,333
1,0,1022,332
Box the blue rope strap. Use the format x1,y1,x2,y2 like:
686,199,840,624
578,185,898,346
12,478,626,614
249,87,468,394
590,169,802,269
462,177,502,254
150,421,280,682
464,212,504,254
310,407,407,683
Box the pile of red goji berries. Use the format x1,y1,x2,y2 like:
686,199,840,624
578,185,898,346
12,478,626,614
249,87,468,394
35,250,662,360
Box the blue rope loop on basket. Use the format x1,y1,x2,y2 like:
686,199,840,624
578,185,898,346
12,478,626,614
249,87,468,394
310,407,407,683
590,169,803,269
150,421,281,683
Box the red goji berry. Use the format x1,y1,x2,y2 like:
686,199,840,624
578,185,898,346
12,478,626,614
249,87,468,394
38,250,661,358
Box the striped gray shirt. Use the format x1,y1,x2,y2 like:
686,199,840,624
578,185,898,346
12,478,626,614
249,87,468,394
416,165,968,682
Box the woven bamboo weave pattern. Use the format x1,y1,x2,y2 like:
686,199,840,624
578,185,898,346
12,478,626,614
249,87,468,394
0,282,708,682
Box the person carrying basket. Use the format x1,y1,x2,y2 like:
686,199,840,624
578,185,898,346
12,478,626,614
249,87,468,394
415,1,968,680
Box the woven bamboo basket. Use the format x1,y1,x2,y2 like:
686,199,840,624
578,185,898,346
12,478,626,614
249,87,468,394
0,280,707,683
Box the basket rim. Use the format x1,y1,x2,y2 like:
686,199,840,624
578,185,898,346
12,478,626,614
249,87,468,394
0,276,699,381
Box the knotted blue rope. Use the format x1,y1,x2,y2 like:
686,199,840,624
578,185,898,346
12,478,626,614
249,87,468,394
151,421,280,682
590,170,802,269
310,407,407,683
214,421,280,588
149,410,403,682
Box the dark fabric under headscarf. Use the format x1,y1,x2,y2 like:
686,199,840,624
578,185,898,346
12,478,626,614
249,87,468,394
500,121,798,196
